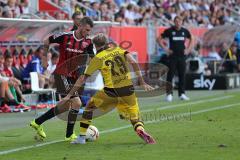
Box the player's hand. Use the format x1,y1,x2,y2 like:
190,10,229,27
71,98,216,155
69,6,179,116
184,48,191,55
41,56,48,69
9,78,18,87
8,80,15,87
20,96,26,103
15,78,22,86
141,82,155,91
62,95,71,102
57,95,71,107
167,49,173,55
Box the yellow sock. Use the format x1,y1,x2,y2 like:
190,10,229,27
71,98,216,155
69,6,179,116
133,121,144,131
136,126,144,131
80,120,92,135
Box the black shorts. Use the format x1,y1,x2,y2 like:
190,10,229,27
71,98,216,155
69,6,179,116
54,74,84,98
237,49,240,64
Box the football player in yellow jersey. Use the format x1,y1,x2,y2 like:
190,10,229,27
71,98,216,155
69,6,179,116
63,33,156,144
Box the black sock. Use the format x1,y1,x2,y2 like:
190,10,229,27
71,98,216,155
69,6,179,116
35,107,60,125
66,109,79,138
7,99,20,106
0,97,5,107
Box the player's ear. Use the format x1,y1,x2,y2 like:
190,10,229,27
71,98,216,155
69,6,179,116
77,23,83,29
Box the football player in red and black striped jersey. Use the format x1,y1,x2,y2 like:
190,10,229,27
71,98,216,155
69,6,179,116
30,17,95,142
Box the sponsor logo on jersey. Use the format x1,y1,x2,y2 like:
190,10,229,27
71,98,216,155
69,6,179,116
66,48,84,53
172,37,185,41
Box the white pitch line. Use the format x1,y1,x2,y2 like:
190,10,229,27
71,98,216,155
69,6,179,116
101,102,240,133
0,100,239,156
144,102,240,125
96,95,233,121
141,95,233,113
93,96,233,134
0,140,64,156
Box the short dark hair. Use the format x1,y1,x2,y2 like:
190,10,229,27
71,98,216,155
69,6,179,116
72,12,81,19
79,16,94,28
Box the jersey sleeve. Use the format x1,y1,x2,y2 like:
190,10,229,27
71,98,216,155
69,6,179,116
84,57,102,76
161,28,171,38
118,47,128,55
48,32,65,44
185,29,191,39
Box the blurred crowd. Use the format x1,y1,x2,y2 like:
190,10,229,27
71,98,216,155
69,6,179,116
0,45,59,113
0,0,30,18
49,0,240,27
0,0,240,27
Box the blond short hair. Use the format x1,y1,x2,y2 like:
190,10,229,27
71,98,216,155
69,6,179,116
92,33,108,48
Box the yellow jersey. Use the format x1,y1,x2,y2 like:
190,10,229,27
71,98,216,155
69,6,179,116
84,47,133,89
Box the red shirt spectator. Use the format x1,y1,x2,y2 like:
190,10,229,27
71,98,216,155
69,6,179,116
3,55,14,77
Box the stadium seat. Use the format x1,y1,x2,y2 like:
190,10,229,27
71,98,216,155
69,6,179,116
30,72,56,114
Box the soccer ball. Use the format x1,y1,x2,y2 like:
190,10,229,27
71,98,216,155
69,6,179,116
86,125,99,142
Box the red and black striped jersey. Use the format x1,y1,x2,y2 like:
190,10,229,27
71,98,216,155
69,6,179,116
49,31,94,77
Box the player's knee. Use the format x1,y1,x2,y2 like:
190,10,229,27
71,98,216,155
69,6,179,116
55,104,68,113
70,97,82,109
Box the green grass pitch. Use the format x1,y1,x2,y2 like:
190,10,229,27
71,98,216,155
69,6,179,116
0,90,240,160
